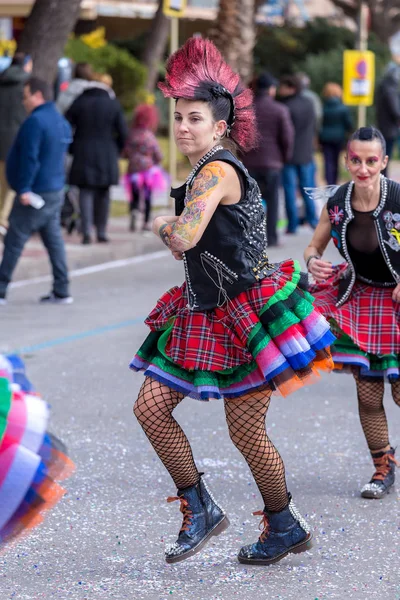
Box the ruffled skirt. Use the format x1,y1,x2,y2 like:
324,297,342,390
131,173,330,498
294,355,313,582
130,260,335,400
310,263,400,380
0,355,74,545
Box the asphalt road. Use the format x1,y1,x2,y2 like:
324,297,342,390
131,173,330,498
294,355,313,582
0,236,399,600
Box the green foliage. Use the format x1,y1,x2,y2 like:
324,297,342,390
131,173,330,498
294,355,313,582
112,34,149,61
64,37,147,113
300,46,345,95
254,19,391,85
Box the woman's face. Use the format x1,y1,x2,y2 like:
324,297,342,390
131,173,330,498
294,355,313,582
173,99,226,163
345,140,388,189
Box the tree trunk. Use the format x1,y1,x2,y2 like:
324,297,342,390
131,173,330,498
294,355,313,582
142,0,170,92
236,0,256,83
210,0,256,83
330,0,400,44
17,0,81,84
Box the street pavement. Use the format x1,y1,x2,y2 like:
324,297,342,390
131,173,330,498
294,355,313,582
0,204,400,600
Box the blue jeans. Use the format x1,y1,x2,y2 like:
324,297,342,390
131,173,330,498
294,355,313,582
249,168,281,246
0,190,69,297
282,162,317,233
322,142,342,185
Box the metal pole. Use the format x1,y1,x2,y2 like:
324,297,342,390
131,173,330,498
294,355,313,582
168,17,179,191
357,1,368,127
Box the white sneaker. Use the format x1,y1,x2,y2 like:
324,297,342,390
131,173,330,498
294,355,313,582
0,297,7,306
39,293,73,305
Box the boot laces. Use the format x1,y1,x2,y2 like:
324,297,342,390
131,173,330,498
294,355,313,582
167,496,193,532
371,453,400,481
253,510,270,543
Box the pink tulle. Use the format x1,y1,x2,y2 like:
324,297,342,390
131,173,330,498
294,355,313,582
123,167,170,199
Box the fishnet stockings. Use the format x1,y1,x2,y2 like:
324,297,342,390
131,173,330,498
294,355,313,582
354,371,388,451
224,389,288,512
390,379,400,408
134,377,199,490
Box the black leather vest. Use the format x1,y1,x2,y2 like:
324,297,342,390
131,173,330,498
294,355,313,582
170,149,275,311
327,176,400,306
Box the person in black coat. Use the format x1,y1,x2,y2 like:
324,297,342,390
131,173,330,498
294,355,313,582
278,75,317,234
66,86,128,244
319,82,353,185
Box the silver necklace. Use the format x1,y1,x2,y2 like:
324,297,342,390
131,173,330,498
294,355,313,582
185,144,223,195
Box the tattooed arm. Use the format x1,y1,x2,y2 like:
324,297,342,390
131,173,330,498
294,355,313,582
153,161,229,253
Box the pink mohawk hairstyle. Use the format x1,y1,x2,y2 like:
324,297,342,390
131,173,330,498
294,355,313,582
158,37,256,153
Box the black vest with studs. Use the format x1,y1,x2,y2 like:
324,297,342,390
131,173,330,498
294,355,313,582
327,176,400,306
170,149,276,311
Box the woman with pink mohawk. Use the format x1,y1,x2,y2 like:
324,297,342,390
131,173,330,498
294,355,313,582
130,37,335,565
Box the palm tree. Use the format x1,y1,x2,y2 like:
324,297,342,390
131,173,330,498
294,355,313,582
210,0,257,83
331,0,400,44
142,0,170,92
17,0,81,84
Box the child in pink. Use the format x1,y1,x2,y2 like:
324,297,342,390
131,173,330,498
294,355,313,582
123,104,164,232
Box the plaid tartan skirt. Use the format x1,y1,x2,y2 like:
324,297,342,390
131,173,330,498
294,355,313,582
130,259,335,400
310,263,400,380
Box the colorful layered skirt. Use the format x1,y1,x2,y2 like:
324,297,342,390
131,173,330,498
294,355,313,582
310,263,400,380
0,354,74,545
130,260,335,400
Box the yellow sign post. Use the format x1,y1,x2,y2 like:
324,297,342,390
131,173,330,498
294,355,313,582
163,0,186,191
343,50,375,106
163,0,187,18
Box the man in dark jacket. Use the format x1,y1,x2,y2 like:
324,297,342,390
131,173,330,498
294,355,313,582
0,77,72,305
278,75,317,234
0,52,32,237
375,63,400,175
244,72,294,246
66,87,128,244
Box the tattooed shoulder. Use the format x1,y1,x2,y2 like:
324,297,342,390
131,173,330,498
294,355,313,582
187,162,226,202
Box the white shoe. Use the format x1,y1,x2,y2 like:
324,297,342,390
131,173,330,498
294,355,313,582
0,297,7,306
39,292,73,305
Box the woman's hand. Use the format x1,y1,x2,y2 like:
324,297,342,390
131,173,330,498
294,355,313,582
308,257,333,283
392,282,400,303
152,215,179,236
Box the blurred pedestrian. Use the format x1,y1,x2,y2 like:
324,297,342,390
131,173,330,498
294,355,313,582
56,62,115,115
244,72,294,247
297,72,322,130
66,82,128,244
375,62,400,176
319,82,353,185
123,104,164,232
278,75,317,233
0,77,72,305
0,52,32,238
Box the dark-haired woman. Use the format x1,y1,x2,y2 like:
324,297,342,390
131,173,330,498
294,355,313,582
130,37,335,565
305,125,400,501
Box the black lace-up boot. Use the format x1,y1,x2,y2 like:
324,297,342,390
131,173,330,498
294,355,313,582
238,494,312,565
361,447,399,499
165,474,229,564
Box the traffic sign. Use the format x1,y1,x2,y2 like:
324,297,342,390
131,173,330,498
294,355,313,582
163,0,187,18
343,50,375,106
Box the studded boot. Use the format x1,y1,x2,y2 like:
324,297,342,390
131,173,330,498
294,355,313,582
238,494,312,565
165,474,230,564
361,447,399,499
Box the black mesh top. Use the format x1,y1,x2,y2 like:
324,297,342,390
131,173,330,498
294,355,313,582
347,208,394,283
